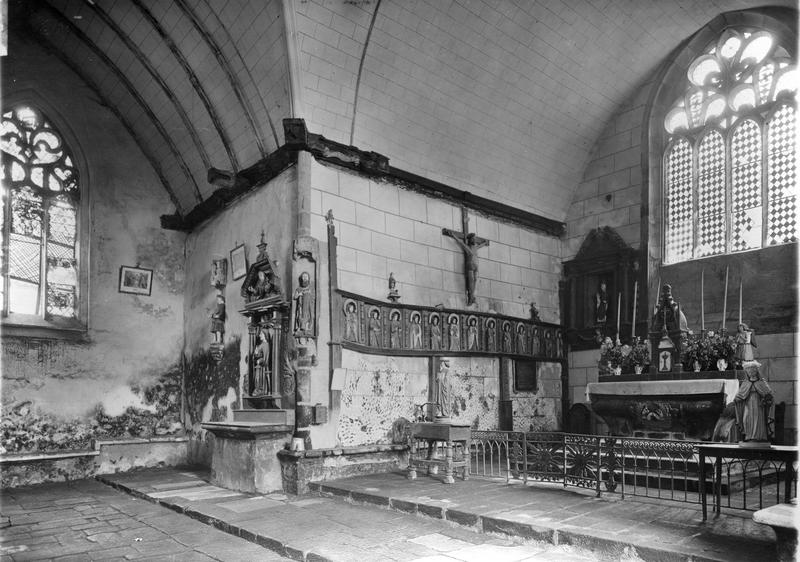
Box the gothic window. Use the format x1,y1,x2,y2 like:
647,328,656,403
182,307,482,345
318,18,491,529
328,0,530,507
663,29,797,264
1,105,81,320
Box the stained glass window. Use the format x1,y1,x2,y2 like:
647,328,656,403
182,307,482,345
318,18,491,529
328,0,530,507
663,29,797,264
1,105,80,319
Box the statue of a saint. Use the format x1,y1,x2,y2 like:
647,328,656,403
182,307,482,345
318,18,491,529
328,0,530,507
467,317,478,350
448,315,460,351
595,281,608,324
210,294,226,343
434,359,452,419
409,313,422,349
486,320,496,351
252,328,272,395
443,229,489,305
502,322,512,353
516,325,526,354
343,301,359,342
734,360,774,444
430,314,442,350
248,270,274,300
293,271,314,335
734,323,757,367
389,310,401,348
368,309,382,347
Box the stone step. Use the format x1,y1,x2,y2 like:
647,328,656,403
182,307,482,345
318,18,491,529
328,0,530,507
233,408,288,424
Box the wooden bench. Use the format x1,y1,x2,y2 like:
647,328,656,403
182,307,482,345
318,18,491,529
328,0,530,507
753,500,798,562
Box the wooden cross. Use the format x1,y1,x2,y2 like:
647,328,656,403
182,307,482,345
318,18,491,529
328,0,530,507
442,208,489,305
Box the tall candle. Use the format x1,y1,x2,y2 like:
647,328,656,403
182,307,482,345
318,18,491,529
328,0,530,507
654,278,661,313
722,266,729,331
739,279,743,326
616,292,621,336
631,281,638,340
700,269,705,331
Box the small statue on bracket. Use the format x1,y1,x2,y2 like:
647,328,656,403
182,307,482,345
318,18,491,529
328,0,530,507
387,272,400,303
210,294,226,344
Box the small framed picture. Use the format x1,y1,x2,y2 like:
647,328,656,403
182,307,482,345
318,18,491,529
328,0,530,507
230,244,247,280
119,265,153,296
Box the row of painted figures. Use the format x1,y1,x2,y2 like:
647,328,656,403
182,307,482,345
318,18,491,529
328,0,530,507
342,299,563,357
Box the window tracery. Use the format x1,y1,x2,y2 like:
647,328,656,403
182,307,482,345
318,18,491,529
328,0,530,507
663,29,797,264
1,105,80,319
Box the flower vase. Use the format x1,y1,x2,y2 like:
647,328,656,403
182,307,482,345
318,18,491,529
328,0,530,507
693,360,701,372
634,365,644,374
612,366,622,376
717,358,728,371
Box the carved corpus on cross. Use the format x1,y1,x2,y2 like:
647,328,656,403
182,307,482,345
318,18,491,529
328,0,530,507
442,208,489,306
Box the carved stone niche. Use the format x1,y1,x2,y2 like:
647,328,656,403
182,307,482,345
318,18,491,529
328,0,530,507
240,241,289,410
562,227,643,351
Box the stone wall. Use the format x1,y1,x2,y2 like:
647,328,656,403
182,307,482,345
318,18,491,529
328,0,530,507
1,35,185,467
182,167,298,463
308,159,561,322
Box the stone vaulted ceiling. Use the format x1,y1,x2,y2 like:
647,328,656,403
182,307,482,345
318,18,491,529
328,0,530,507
10,0,795,225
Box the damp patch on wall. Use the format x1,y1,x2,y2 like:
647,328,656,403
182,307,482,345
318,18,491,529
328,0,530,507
1,364,182,454
512,361,562,432
338,352,428,447
184,337,241,427
442,357,500,430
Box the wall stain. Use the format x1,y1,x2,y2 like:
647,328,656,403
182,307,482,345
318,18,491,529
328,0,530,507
1,363,182,454
184,337,241,427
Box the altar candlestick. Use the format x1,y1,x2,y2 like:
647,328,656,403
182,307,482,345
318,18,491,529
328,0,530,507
722,266,729,331
631,281,638,340
616,292,621,337
700,269,704,331
654,278,661,313
738,279,743,326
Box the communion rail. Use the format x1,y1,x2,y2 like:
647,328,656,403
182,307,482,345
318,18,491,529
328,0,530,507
469,431,798,513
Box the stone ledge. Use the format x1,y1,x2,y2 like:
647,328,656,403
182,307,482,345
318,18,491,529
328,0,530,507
0,449,99,464
201,422,293,440
278,443,408,459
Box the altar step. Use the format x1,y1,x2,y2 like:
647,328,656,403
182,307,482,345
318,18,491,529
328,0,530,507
233,408,288,424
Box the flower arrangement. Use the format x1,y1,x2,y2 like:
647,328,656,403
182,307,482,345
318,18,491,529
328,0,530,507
681,331,736,371
599,337,625,374
624,337,651,369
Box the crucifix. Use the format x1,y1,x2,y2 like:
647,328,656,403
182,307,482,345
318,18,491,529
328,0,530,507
442,208,489,305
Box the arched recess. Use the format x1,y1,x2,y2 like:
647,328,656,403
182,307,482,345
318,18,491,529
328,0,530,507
641,7,797,330
2,89,91,331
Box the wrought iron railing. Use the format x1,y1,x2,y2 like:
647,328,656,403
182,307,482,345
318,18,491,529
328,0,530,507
469,431,797,513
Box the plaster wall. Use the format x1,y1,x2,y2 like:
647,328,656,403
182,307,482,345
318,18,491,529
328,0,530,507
513,362,562,433
1,35,185,458
308,159,561,322
182,168,298,460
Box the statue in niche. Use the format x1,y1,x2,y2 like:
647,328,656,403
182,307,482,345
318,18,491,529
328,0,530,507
252,328,273,395
293,271,314,335
516,324,527,354
368,308,382,347
434,359,452,420
556,331,564,358
531,327,539,355
210,258,227,288
389,310,401,348
734,360,774,444
467,316,479,350
442,229,489,306
545,330,554,357
210,294,226,343
429,314,442,350
247,270,276,301
502,322,512,353
343,300,359,342
485,319,496,351
448,314,460,351
595,280,609,325
409,312,422,349
734,323,757,367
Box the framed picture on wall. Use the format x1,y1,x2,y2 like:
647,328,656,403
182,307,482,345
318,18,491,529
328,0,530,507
230,244,247,280
119,265,153,296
